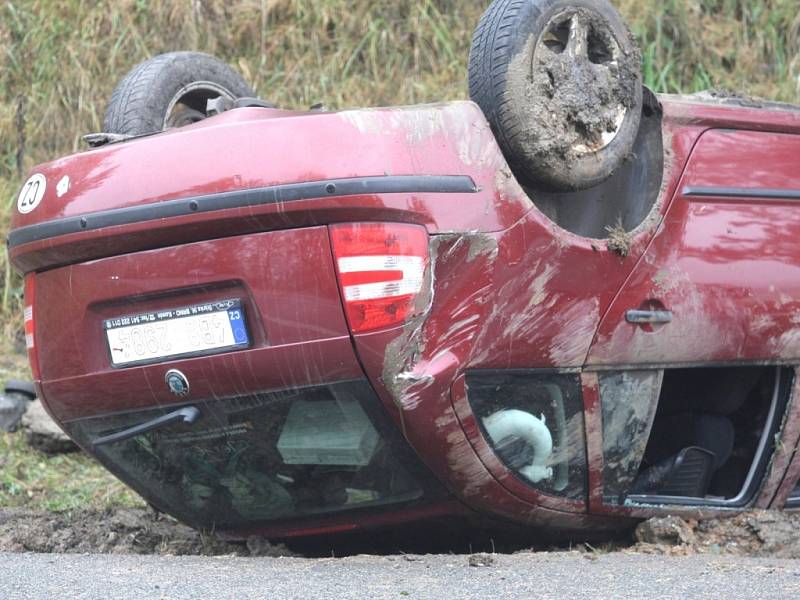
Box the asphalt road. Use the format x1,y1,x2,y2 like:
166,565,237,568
1,551,799,599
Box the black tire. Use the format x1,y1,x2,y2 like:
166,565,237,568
469,0,643,191
103,52,254,136
4,379,36,400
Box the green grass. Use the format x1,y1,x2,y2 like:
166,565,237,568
0,431,145,511
619,0,800,99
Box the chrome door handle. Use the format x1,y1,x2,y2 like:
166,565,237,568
626,310,673,325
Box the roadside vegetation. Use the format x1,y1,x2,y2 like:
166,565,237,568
0,0,798,510
0,431,144,510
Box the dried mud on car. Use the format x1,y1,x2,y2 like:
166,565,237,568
507,9,641,170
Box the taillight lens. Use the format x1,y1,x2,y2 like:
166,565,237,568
330,223,429,333
24,273,41,380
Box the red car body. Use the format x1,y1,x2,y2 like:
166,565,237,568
9,96,800,539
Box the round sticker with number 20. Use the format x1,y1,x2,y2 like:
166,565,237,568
17,174,47,214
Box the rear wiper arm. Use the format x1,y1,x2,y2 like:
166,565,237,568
92,406,201,446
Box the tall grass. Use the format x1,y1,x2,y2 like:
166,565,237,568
0,0,798,349
1,0,483,175
619,0,800,98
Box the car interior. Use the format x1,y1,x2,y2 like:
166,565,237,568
623,366,792,507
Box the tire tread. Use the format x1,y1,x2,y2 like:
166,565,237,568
103,52,254,136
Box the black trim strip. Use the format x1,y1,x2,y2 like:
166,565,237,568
683,186,800,200
8,175,478,248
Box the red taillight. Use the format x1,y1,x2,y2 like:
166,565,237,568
330,223,429,333
23,274,41,380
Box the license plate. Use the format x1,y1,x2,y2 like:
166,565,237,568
104,299,249,367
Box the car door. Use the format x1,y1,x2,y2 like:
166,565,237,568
588,129,800,367
583,128,800,514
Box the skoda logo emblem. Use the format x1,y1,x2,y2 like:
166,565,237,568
165,369,190,397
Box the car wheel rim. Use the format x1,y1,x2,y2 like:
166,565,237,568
163,81,235,130
533,9,630,156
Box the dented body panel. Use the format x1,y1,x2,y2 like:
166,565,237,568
9,95,800,538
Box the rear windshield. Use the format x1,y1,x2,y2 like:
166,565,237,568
65,380,442,530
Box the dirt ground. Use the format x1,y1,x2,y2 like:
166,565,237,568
1,506,799,558
0,507,292,557
634,511,800,559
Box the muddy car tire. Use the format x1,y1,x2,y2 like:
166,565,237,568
469,0,643,191
103,52,254,136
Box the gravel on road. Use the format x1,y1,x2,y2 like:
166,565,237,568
1,551,798,600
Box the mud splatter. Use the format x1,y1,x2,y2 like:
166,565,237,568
382,314,430,412
465,233,499,262
605,222,631,257
381,237,439,411
599,371,663,499
665,90,800,114
769,327,800,359
504,8,642,186
692,89,764,110
547,298,600,365
493,165,516,206
338,102,500,153
436,231,499,264
445,430,495,498
651,267,680,297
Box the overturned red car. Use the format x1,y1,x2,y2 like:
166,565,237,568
9,0,800,540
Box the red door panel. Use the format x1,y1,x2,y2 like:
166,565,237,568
588,129,800,366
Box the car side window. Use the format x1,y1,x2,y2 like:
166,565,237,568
465,372,587,500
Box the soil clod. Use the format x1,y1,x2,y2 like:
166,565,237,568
468,552,496,567
634,511,800,559
605,222,631,256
